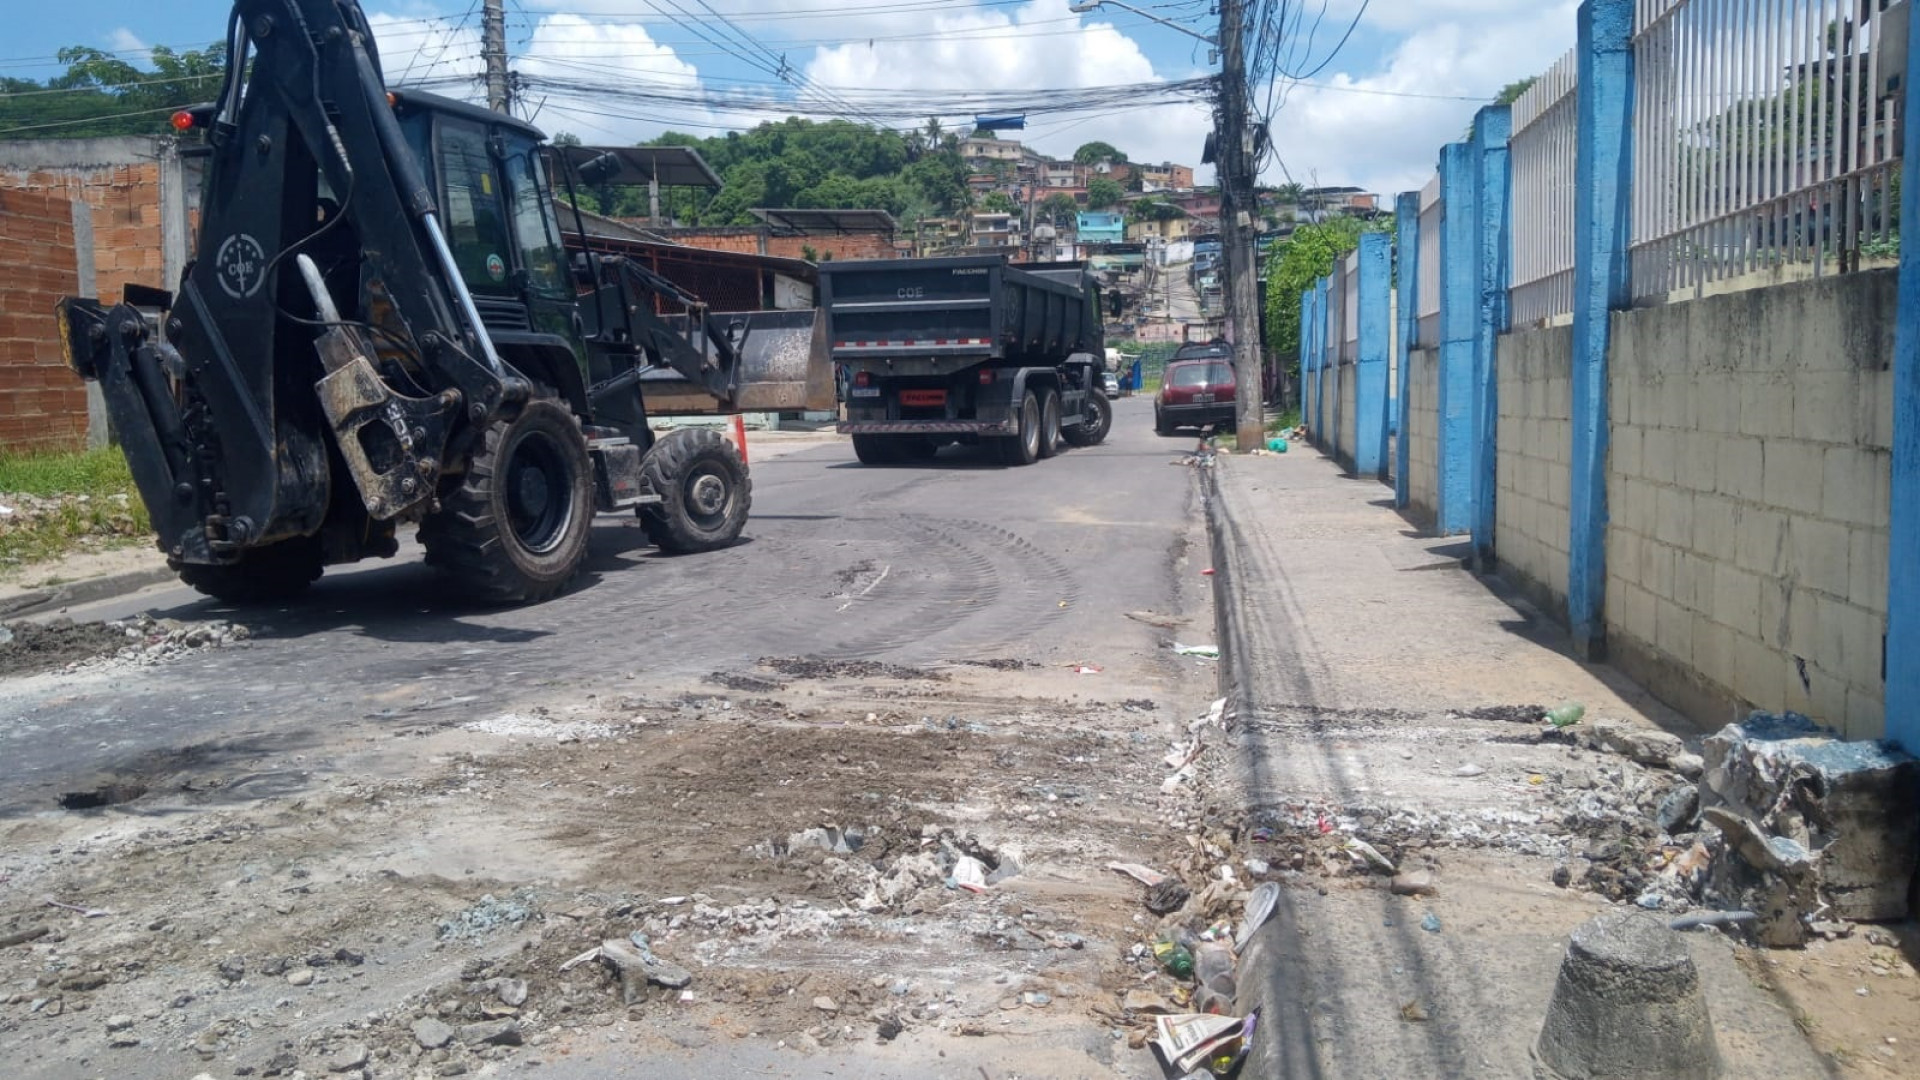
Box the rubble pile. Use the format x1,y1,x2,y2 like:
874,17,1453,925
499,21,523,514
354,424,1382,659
102,614,251,669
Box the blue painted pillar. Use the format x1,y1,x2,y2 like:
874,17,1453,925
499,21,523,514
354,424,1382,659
1469,105,1513,567
1314,276,1331,441
1355,232,1392,478
1305,282,1320,420
1301,284,1319,432
1569,0,1635,661
1394,191,1420,508
1436,143,1478,535
1886,0,1920,751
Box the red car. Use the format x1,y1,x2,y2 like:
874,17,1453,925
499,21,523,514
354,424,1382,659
1156,350,1236,435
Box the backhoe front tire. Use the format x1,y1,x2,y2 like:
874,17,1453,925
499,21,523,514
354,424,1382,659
174,537,323,605
638,427,751,554
420,398,594,605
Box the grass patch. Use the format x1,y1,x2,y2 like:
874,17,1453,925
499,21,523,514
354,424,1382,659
0,447,151,572
1266,407,1303,433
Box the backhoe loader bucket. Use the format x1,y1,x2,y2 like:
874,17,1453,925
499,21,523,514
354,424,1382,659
639,308,832,416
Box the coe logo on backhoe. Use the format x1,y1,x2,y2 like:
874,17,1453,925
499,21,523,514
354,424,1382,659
215,233,267,299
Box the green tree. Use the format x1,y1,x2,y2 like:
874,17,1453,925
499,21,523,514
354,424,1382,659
1495,76,1539,106
1073,141,1126,165
1,42,228,139
979,191,1019,215
1085,177,1123,209
1039,192,1080,227
1262,217,1391,379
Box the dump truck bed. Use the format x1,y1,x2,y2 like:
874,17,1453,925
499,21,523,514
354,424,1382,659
818,256,1101,367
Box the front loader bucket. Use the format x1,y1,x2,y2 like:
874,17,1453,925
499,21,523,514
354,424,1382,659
640,309,832,416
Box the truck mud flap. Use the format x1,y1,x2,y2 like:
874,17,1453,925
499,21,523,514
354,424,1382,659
314,357,461,520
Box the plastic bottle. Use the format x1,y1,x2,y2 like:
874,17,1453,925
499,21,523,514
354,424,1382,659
1152,934,1194,979
1192,943,1236,995
1545,702,1586,728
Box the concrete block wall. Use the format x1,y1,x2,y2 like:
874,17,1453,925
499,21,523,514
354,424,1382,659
1605,271,1894,739
1495,326,1575,622
1337,362,1358,469
1405,348,1440,523
0,188,86,452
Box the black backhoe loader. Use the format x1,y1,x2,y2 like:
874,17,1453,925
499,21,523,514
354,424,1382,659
56,0,825,604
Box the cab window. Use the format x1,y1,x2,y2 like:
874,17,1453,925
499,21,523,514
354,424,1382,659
503,145,568,299
437,120,513,294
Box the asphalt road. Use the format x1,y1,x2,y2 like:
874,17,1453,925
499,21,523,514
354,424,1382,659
1,396,1200,816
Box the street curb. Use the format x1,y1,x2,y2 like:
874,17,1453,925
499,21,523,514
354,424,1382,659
1198,455,1322,1076
0,564,176,620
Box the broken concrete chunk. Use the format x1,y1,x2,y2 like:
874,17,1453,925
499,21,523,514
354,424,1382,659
457,1019,522,1046
411,1017,454,1050
1655,784,1700,836
1390,871,1436,896
328,1042,370,1072
1701,711,1920,922
598,938,691,1004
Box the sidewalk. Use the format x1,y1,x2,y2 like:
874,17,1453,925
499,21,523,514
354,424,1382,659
1203,448,1830,1077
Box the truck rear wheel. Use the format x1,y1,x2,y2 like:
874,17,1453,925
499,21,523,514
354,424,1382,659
174,537,323,604
996,390,1042,467
420,399,594,604
638,427,751,553
1063,391,1111,447
1036,388,1061,459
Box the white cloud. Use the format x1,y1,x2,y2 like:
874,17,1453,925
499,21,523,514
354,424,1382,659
803,1,1215,177
106,27,150,55
1263,1,1581,196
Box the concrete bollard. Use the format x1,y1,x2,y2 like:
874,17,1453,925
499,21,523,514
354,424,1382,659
1534,910,1720,1079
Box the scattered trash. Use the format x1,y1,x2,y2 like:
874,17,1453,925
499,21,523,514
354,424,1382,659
1266,438,1289,453
1021,991,1052,1008
1344,838,1396,874
950,855,990,893
1145,879,1192,915
1400,999,1430,1023
1420,912,1442,933
1110,862,1168,887
1200,568,1216,577
1126,611,1190,630
1545,703,1586,728
1451,763,1486,778
1074,664,1103,675
1123,989,1176,1015
1173,643,1220,660
1149,1010,1258,1076
0,627,12,647
1235,882,1280,951
1152,934,1195,978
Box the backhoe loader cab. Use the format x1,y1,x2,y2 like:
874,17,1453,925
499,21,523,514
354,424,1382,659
55,0,820,606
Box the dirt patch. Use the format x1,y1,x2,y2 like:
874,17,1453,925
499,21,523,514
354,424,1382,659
0,618,131,676
952,658,1039,671
702,671,787,693
0,676,1217,1078
1458,704,1549,724
757,655,947,681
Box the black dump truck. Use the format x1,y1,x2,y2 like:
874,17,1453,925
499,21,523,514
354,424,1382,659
820,256,1113,465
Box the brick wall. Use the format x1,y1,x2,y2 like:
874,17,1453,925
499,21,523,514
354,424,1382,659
0,188,86,453
0,157,163,305
1605,271,1893,739
649,226,899,263
1495,326,1574,622
1406,347,1440,525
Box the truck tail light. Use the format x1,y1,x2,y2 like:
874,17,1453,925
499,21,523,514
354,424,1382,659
854,370,871,388
978,368,994,385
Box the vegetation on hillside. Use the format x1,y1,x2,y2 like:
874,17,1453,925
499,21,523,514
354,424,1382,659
1261,216,1393,376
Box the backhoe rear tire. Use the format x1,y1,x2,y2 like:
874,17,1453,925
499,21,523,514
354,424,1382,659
419,398,594,605
174,537,323,605
638,427,752,554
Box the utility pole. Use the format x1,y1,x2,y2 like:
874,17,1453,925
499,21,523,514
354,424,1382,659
482,0,511,114
1217,0,1265,449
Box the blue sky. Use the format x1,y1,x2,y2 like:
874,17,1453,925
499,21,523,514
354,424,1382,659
6,2,1579,195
